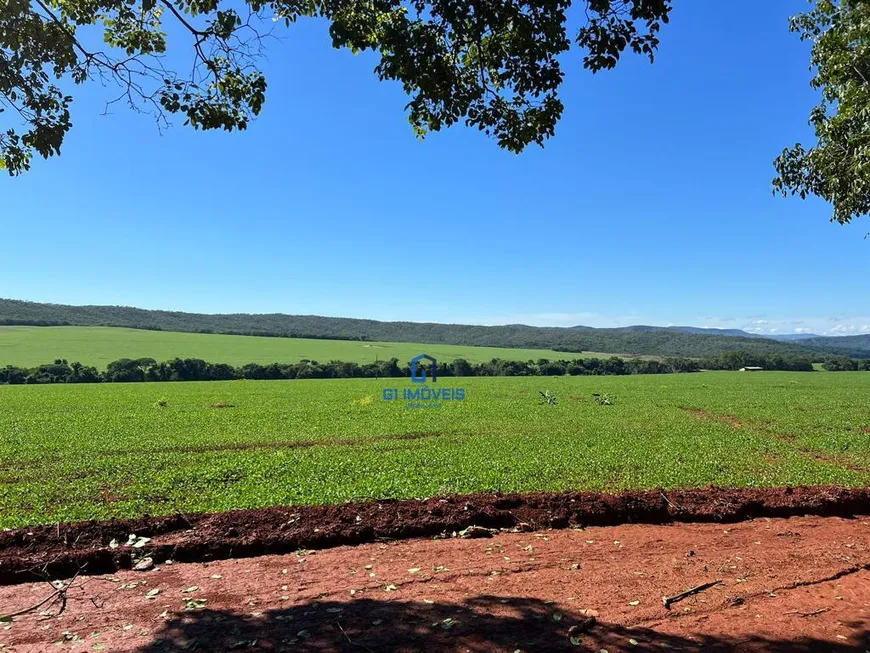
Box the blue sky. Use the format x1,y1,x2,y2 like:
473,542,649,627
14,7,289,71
1,0,868,336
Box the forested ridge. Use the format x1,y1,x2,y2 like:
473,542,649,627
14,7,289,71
1,298,866,359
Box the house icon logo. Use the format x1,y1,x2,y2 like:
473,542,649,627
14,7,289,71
410,354,437,384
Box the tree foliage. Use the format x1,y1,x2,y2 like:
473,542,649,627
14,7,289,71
0,0,671,173
821,356,870,370
696,351,816,372
773,0,870,224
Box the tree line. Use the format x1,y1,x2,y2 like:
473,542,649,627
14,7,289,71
820,357,870,372
0,351,852,385
695,352,816,372
1,356,689,384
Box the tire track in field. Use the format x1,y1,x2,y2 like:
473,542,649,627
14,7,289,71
679,407,869,475
0,432,444,484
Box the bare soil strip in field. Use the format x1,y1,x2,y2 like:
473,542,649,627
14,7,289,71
680,407,870,474
0,514,867,651
680,407,746,429
0,433,446,484
1,433,444,472
147,431,442,455
1,487,869,587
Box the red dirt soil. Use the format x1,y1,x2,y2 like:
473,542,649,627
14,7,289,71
1,486,869,586
0,515,868,652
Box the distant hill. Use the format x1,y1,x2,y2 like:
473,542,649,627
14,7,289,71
769,333,823,342
623,325,761,338
793,334,870,353
0,298,866,359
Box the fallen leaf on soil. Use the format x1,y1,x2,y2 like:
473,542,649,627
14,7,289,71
127,535,151,549
183,598,207,611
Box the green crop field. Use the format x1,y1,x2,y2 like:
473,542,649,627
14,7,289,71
0,326,602,369
0,372,868,528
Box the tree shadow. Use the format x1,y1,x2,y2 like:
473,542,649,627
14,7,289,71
136,594,869,652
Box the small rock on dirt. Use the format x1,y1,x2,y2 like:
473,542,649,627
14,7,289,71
457,526,497,539
133,557,154,572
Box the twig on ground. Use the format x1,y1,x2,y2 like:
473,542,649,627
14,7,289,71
337,621,374,653
660,491,683,512
662,579,723,609
55,590,68,617
0,569,83,621
0,588,63,621
784,607,830,617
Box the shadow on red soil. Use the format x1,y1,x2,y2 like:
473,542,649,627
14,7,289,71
131,596,870,653
1,486,869,586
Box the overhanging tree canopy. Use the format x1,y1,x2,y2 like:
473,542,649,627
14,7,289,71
0,0,671,173
773,0,870,225
2,0,869,225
